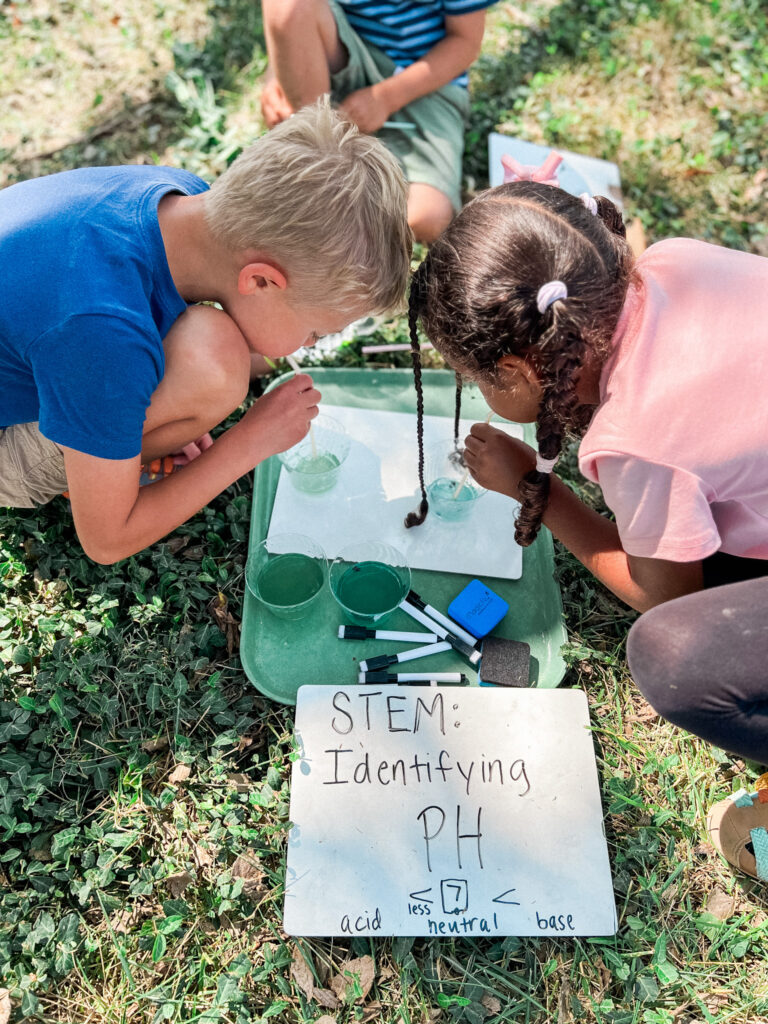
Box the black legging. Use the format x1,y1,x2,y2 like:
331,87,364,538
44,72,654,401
626,559,768,763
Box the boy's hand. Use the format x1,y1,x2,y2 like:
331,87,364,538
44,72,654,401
244,373,321,456
463,424,537,501
261,76,294,127
339,84,391,134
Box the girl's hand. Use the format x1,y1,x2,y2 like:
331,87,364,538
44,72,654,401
463,423,537,500
243,374,321,458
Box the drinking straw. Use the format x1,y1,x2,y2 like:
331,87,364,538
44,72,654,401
453,411,494,499
285,354,318,457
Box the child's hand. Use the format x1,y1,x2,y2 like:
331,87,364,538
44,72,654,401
463,424,537,500
339,85,390,134
260,76,294,128
244,373,321,457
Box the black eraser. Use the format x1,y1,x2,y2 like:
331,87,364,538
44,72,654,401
478,637,531,687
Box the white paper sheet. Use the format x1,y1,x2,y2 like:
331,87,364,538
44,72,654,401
267,406,524,579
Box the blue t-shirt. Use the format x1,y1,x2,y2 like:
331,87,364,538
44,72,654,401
0,165,208,459
338,0,495,87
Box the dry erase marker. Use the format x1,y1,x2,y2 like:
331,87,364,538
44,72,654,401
399,598,481,665
359,671,468,684
338,625,439,643
407,589,478,648
360,641,451,672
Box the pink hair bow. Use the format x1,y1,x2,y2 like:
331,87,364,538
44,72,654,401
501,151,563,188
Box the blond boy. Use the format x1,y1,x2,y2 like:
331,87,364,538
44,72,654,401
0,102,411,562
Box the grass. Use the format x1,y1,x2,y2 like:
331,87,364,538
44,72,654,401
2,0,768,1021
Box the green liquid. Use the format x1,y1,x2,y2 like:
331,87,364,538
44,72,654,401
257,553,323,607
336,561,405,614
292,452,342,494
428,476,479,521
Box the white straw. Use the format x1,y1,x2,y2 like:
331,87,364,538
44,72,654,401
453,411,494,498
284,354,317,457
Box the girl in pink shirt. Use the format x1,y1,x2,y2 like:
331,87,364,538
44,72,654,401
406,181,768,877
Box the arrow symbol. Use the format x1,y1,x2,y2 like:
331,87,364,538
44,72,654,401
409,888,434,904
492,888,520,906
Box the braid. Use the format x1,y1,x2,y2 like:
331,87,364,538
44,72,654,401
404,264,429,528
594,195,627,239
515,301,586,546
453,372,463,449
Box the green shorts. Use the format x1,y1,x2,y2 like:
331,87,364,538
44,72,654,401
329,0,469,211
0,422,67,507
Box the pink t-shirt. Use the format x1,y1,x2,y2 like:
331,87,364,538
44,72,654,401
578,238,768,562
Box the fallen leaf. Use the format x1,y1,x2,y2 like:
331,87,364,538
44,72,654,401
361,1002,382,1022
0,989,11,1024
231,852,268,900
291,946,315,1000
228,773,251,793
208,592,240,656
706,886,735,922
191,842,214,871
330,955,375,1003
314,1017,337,1024
482,994,502,1014
313,988,341,1010
141,736,169,753
166,871,195,898
168,764,191,785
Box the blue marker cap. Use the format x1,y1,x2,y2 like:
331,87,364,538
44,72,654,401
448,579,509,639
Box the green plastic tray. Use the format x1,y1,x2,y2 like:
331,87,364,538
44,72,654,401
241,368,566,702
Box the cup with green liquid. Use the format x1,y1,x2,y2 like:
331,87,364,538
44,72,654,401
246,533,327,620
329,541,411,627
278,414,351,494
425,440,487,522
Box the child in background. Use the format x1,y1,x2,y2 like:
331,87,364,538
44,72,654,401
404,181,768,872
260,0,495,244
0,102,411,563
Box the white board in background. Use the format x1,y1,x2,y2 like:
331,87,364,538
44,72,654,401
488,132,624,209
267,406,524,580
284,686,617,937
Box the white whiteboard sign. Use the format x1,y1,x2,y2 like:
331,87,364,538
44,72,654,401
268,407,524,580
284,686,617,936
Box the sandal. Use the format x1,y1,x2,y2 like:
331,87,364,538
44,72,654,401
707,774,768,880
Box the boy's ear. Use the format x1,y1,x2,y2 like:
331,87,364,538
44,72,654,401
237,261,288,296
496,353,542,393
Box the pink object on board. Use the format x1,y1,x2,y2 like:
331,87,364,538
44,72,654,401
501,151,563,187
579,238,768,562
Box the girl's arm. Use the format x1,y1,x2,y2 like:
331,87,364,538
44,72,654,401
465,425,704,612
339,11,487,133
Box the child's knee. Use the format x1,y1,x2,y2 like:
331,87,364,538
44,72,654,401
407,190,454,245
263,0,323,36
166,305,251,409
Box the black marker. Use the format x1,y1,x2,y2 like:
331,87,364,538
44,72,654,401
360,641,451,672
358,671,468,684
407,589,479,648
338,625,439,643
399,598,481,666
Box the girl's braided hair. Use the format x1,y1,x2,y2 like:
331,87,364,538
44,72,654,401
405,181,635,544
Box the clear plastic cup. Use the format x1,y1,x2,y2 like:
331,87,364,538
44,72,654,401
278,414,350,495
329,541,410,627
246,533,327,621
425,440,487,522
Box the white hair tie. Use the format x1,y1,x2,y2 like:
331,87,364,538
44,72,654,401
580,192,598,215
536,280,568,313
536,453,558,474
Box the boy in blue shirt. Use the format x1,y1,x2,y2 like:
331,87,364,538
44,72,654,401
0,102,411,563
260,0,495,243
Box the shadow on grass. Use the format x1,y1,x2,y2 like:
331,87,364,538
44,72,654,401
5,0,265,182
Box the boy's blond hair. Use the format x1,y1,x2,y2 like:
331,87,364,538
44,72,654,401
205,99,412,316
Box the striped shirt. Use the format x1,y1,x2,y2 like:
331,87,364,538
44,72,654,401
339,1,495,87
